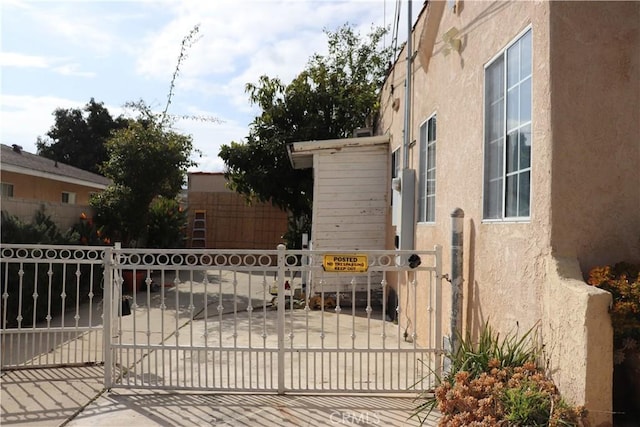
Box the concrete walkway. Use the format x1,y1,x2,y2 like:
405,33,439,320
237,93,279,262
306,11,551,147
1,365,440,426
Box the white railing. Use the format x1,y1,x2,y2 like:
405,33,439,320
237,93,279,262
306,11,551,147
0,244,106,368
1,243,445,395
104,245,444,394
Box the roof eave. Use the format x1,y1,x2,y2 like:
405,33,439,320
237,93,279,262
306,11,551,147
287,134,390,170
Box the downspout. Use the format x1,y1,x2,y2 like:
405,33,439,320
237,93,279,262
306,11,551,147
400,0,415,251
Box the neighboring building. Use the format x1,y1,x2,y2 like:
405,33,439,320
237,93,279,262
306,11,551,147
186,172,288,249
376,1,638,425
0,144,110,228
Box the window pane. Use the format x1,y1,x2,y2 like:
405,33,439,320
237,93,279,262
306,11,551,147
429,116,437,141
487,101,504,141
1,183,14,197
391,150,399,178
484,178,503,219
428,144,436,170
427,179,436,195
506,131,519,173
487,139,504,180
519,124,532,169
507,41,520,87
507,86,519,131
427,196,436,222
505,174,518,217
418,123,427,222
520,30,532,78
520,77,531,124
518,171,531,217
486,57,504,103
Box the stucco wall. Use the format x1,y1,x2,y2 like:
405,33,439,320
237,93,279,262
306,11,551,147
379,1,616,423
188,172,231,193
1,171,100,205
543,256,613,427
1,198,93,230
380,0,552,342
549,1,640,272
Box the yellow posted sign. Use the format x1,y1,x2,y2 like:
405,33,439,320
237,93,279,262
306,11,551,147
322,254,368,273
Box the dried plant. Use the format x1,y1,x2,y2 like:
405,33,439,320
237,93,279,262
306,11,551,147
411,322,587,426
587,262,640,364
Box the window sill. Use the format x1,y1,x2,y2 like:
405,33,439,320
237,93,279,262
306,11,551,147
481,217,530,224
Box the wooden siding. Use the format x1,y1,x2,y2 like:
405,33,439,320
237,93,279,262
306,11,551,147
311,148,389,252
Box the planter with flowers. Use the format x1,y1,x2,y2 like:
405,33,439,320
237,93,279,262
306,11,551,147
587,262,640,419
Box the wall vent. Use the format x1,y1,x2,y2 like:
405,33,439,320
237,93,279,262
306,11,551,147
353,127,373,138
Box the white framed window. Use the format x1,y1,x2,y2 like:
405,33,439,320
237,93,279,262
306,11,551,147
61,191,76,204
391,148,400,206
418,114,437,223
483,28,532,220
391,148,401,229
1,183,14,198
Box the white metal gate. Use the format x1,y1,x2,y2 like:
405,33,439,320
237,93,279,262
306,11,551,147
1,244,105,369
104,245,444,394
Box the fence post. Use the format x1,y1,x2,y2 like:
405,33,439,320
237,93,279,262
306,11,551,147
103,245,114,388
450,208,464,355
277,243,286,394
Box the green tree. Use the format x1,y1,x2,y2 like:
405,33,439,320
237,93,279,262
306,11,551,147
90,25,203,248
91,104,195,247
219,24,393,247
36,98,129,174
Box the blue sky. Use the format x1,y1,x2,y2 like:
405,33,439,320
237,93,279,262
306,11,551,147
1,0,419,172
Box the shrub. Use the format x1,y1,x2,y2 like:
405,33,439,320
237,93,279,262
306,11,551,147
146,197,187,248
587,262,640,364
1,207,78,245
411,322,587,426
0,208,102,327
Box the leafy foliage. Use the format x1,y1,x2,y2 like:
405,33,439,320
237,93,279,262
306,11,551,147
411,322,586,426
146,197,187,248
36,98,130,174
70,212,107,246
587,262,640,364
91,111,195,247
219,24,394,244
448,322,539,380
0,207,78,244
0,208,101,327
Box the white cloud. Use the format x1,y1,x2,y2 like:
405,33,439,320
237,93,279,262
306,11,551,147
0,52,49,68
1,52,96,78
133,1,390,119
174,110,248,173
52,63,97,78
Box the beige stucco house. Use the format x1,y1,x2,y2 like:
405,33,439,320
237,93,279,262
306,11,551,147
374,1,639,425
0,143,110,229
